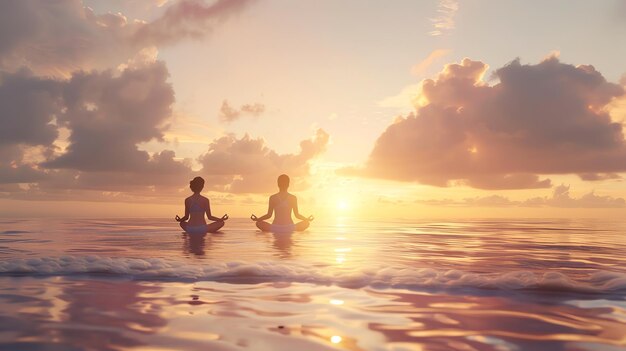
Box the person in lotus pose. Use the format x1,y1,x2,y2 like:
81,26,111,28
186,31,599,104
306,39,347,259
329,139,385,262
175,177,228,233
251,174,314,233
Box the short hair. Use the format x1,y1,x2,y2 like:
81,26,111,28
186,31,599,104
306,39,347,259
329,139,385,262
277,174,290,190
190,176,205,193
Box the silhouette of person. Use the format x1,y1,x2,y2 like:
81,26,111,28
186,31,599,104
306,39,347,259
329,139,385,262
175,177,228,233
251,174,314,233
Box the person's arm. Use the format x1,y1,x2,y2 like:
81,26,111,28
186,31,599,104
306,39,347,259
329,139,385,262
206,198,228,221
293,197,314,221
175,199,190,222
251,198,274,221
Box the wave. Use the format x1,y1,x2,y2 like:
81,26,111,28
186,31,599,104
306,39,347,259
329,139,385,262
1,256,625,295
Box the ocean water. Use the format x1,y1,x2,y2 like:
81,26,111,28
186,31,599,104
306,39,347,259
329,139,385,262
0,218,625,351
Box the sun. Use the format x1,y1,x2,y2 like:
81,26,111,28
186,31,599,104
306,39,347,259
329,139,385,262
337,199,349,211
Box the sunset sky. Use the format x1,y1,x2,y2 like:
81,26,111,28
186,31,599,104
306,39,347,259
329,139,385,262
2,0,626,219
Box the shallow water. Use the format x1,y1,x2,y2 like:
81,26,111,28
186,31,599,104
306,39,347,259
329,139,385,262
0,218,625,350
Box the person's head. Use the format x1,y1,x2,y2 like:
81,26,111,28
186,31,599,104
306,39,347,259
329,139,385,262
277,174,290,191
190,176,205,193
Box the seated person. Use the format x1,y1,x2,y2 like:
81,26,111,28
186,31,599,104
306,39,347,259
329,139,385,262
251,174,314,233
175,177,228,233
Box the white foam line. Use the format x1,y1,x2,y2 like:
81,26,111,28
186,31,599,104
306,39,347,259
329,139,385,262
1,256,625,294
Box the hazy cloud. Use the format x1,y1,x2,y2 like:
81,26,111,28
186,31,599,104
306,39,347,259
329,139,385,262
0,0,254,76
418,185,626,208
43,150,191,192
429,0,458,36
219,100,265,123
133,0,254,47
345,57,626,189
411,49,451,76
578,173,622,181
198,129,329,193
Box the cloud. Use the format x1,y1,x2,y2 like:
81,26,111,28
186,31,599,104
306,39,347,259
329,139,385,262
0,0,254,76
539,184,626,208
219,100,265,123
418,185,626,208
0,0,282,203
133,0,254,47
411,49,451,76
44,61,175,172
429,0,458,36
0,62,192,195
0,69,62,185
345,57,626,189
578,173,622,181
0,69,62,148
377,83,423,110
197,129,329,193
43,150,191,192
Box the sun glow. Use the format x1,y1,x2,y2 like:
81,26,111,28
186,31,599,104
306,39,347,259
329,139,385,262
337,200,349,210
331,335,342,344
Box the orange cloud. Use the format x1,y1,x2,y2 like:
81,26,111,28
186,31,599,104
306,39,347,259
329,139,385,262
345,57,626,189
197,129,329,193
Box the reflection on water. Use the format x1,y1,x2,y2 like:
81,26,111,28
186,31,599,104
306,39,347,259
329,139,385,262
2,218,626,280
272,233,294,259
182,233,209,257
1,218,626,349
0,277,169,351
1,278,625,351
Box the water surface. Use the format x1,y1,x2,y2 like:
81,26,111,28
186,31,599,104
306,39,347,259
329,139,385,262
0,218,625,350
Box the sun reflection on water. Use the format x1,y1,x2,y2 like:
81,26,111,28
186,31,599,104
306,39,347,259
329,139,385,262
330,335,342,343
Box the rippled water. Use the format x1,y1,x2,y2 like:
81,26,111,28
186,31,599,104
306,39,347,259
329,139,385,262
0,218,625,350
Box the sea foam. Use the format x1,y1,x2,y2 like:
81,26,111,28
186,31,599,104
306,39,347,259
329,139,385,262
1,256,625,295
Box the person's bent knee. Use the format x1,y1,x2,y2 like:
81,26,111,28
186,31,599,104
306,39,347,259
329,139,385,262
207,220,224,233
296,221,309,231
256,221,271,232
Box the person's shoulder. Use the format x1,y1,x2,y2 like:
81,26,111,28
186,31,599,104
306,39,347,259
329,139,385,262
201,195,209,202
269,192,283,202
289,193,297,201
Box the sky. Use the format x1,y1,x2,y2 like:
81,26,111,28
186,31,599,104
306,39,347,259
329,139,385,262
1,0,626,219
